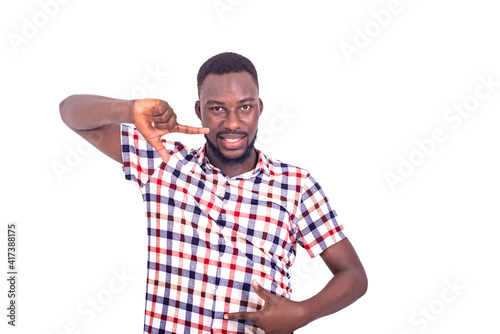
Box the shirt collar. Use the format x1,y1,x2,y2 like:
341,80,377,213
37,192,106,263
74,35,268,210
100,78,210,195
196,145,270,178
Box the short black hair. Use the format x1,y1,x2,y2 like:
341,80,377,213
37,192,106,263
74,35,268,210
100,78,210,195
197,52,259,95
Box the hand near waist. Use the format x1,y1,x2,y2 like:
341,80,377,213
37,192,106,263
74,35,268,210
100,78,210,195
224,280,309,334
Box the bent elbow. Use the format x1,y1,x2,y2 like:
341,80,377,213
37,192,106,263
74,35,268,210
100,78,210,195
357,268,368,298
59,95,71,117
59,95,78,127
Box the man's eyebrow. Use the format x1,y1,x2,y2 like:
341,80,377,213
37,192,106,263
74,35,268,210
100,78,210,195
205,98,256,105
238,97,256,103
206,100,225,105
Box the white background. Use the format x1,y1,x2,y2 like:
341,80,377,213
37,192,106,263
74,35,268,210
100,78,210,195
1,0,499,333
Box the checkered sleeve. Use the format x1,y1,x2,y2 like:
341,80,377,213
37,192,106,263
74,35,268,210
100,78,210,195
120,123,172,189
296,173,346,258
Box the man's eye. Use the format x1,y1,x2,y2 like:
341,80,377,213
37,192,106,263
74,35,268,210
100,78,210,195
211,107,223,112
241,105,251,111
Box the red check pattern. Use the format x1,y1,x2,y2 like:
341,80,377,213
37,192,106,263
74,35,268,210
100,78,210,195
120,124,345,333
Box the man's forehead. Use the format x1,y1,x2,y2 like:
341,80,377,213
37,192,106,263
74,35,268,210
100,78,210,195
199,72,258,100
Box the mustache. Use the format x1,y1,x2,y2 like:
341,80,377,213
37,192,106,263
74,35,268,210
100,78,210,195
216,130,248,137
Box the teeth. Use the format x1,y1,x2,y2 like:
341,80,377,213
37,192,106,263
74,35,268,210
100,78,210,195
224,138,240,143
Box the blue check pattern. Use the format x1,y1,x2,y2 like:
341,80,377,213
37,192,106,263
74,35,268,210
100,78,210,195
120,124,345,333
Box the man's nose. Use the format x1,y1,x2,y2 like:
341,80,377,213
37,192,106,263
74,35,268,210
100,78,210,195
224,110,242,130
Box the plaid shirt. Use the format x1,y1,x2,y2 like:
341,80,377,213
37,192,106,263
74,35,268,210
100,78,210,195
121,124,345,334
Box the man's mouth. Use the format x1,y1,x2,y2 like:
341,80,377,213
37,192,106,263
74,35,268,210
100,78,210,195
222,137,242,143
219,135,245,148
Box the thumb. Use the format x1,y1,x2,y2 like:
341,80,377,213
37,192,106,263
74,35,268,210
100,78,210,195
147,138,171,164
135,118,171,164
252,280,272,301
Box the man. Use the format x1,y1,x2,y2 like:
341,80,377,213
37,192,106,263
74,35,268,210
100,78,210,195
59,52,367,334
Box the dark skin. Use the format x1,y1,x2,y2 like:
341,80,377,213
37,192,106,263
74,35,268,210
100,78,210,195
59,71,367,334
195,71,263,177
59,95,209,164
195,72,367,332
224,239,367,333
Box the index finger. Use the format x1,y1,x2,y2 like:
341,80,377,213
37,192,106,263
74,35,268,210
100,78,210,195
171,124,210,135
224,311,256,321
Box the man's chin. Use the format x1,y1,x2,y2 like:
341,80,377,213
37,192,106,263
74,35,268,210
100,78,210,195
205,135,257,166
216,148,254,166
219,148,246,160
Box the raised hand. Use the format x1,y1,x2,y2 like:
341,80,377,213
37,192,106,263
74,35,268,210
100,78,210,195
133,99,209,163
224,280,309,334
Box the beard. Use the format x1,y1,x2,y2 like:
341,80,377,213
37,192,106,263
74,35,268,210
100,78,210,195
204,130,258,166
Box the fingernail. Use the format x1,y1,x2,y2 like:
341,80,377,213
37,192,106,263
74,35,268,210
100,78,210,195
224,314,228,320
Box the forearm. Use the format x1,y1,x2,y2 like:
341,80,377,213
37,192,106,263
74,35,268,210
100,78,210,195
300,266,368,325
59,94,134,130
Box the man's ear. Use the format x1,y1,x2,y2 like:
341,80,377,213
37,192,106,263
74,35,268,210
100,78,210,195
195,101,202,121
259,98,264,116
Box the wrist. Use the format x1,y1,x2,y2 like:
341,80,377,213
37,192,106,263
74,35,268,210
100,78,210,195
117,99,135,124
295,300,314,329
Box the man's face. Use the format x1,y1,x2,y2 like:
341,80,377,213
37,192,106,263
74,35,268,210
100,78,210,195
195,71,263,165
